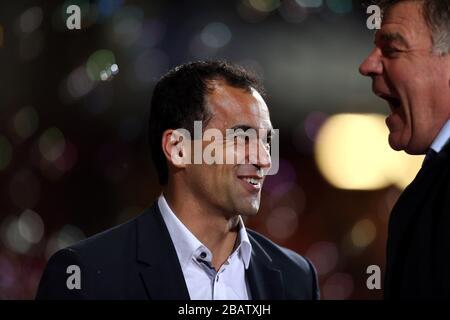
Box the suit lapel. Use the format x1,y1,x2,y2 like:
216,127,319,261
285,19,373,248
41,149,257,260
246,233,285,300
136,203,190,300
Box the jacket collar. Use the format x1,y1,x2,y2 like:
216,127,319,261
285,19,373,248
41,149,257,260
136,203,190,300
135,202,285,300
246,232,285,300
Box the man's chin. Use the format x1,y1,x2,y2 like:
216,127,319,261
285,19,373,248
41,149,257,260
238,201,260,216
388,132,407,152
388,140,404,151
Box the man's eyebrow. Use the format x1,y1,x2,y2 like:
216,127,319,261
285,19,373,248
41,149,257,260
229,125,255,132
377,32,410,48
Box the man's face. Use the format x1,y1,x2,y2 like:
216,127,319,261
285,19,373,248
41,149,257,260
185,80,272,217
359,1,450,154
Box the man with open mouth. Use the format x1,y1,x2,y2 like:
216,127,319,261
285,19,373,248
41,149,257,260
359,0,450,299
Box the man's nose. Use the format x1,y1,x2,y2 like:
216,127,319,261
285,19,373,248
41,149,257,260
252,139,271,170
359,48,383,77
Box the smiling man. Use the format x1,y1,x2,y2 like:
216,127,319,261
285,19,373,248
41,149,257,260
359,0,450,299
36,61,319,300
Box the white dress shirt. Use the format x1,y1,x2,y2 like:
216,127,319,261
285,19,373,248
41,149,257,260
158,195,252,300
430,119,450,153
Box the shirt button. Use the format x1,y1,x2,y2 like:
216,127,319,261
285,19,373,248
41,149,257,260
200,252,207,259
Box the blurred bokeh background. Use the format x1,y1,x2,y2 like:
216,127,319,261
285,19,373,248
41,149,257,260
0,0,424,299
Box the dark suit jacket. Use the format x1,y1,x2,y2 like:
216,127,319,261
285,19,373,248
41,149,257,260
36,202,319,300
385,141,450,299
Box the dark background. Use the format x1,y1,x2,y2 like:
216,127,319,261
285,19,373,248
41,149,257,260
0,0,423,299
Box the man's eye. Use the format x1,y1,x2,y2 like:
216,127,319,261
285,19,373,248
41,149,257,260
382,47,402,57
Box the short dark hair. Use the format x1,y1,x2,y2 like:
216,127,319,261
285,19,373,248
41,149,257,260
368,0,450,54
148,60,265,185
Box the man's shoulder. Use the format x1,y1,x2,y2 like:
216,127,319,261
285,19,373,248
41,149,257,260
48,206,156,273
246,229,313,273
69,213,140,259
246,228,319,299
36,208,155,299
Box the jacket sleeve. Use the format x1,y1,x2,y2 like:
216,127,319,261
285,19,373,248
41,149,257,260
35,248,89,300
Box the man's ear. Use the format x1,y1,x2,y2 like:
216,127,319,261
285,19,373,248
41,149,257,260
161,129,190,168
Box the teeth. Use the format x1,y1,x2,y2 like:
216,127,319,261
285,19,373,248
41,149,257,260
243,177,261,187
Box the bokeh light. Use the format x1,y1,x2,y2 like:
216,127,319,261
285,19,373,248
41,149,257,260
306,241,339,276
13,106,39,141
269,181,306,213
38,127,66,162
18,6,43,34
97,0,124,20
53,140,78,173
265,206,299,241
323,273,354,300
18,209,45,244
1,215,32,254
295,0,323,8
237,0,270,23
304,111,328,142
111,6,144,47
86,49,118,82
201,22,232,49
66,66,95,99
264,158,297,191
351,219,376,249
45,225,86,259
315,113,424,190
0,255,16,294
248,0,280,13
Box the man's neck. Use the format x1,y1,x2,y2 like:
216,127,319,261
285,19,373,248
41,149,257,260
163,188,240,271
430,118,450,154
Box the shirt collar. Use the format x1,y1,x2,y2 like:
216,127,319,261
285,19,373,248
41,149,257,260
430,119,450,153
236,216,252,269
158,195,206,270
157,194,253,270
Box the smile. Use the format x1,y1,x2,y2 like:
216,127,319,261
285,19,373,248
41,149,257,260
238,176,262,191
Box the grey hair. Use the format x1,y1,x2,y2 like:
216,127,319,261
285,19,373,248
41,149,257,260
370,0,450,55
